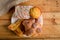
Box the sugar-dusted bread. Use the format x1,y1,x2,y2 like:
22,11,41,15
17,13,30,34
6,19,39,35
22,18,41,37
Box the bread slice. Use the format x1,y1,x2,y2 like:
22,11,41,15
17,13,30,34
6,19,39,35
8,19,24,37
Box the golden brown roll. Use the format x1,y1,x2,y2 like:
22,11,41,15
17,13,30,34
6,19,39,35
30,7,41,19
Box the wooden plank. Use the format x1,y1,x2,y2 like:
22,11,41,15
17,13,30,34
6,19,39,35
34,25,60,39
0,18,60,25
0,19,60,26
0,25,60,38
42,12,60,19
0,13,12,19
19,0,60,12
0,38,44,40
0,20,10,25
0,12,60,20
44,38,60,40
44,19,60,25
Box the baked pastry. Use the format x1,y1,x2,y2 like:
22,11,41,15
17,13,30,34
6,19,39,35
8,20,24,37
22,18,41,37
30,7,41,19
22,19,35,31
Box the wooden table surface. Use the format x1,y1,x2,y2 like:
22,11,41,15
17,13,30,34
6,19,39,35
0,0,60,40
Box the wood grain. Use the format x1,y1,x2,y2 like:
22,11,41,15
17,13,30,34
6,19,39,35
19,0,60,12
0,0,60,40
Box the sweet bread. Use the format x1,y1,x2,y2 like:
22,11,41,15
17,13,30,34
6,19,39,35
8,20,24,37
8,19,23,31
30,7,41,19
22,18,41,37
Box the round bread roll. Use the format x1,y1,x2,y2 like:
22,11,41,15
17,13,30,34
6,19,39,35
30,7,41,19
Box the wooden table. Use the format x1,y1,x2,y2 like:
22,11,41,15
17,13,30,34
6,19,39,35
0,0,60,40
